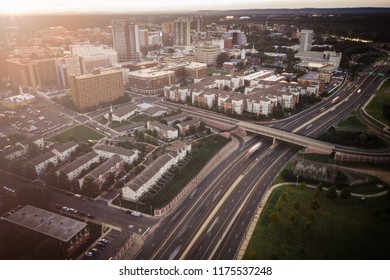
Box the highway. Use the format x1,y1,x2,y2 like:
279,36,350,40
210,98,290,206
133,64,389,260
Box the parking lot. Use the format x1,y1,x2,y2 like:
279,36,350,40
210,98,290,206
0,102,73,139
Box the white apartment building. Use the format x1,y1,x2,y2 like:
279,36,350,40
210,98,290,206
52,141,79,162
57,151,100,181
30,151,58,175
93,145,138,164
147,121,178,141
122,154,175,201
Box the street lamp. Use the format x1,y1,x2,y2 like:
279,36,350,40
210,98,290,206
296,175,299,188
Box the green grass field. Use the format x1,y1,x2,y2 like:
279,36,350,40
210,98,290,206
244,186,390,260
337,112,368,130
49,125,104,142
365,80,390,127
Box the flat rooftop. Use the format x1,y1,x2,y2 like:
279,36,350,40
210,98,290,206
5,205,87,243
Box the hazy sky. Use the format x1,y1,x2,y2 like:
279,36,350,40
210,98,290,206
0,0,389,14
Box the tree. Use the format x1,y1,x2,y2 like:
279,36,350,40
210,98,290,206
44,170,58,187
327,186,338,200
236,61,246,70
82,177,99,197
383,104,390,121
288,212,296,223
10,159,24,175
115,180,124,189
216,52,230,67
308,210,315,222
57,172,71,190
304,221,313,233
23,163,37,180
310,199,320,211
316,182,324,192
189,125,196,135
28,142,40,157
106,172,115,184
293,201,301,210
340,187,351,199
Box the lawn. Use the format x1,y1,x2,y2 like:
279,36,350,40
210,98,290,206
365,80,390,127
337,112,367,130
151,134,230,208
244,185,390,260
49,125,105,142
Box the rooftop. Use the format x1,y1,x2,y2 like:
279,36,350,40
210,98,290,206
52,140,78,153
110,103,138,118
5,205,87,243
30,151,57,165
86,155,123,180
126,154,173,192
58,151,99,175
94,145,136,158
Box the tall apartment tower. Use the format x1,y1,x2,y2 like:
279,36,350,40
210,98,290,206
174,17,191,46
195,16,203,32
112,20,141,62
69,69,124,111
300,29,313,51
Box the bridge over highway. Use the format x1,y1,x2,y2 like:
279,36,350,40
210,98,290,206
237,121,335,154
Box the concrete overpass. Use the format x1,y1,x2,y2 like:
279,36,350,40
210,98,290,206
237,121,335,154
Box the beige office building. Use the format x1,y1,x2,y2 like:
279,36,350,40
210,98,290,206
69,69,124,111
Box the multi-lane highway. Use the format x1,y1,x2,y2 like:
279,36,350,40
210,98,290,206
133,65,388,260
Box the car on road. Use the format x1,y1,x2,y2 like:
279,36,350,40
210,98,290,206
84,251,93,257
128,224,134,229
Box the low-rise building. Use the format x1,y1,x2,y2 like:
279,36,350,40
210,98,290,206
164,112,190,125
177,118,202,135
165,140,192,162
79,155,124,189
30,151,58,175
1,93,36,109
122,154,175,201
104,103,138,122
5,205,89,257
93,145,138,164
57,151,100,181
147,121,178,141
140,106,168,117
0,144,27,160
52,141,79,162
128,68,175,95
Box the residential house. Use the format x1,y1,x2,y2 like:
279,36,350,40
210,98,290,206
57,151,100,181
147,121,178,141
79,155,124,189
30,151,58,175
52,141,79,162
93,145,138,164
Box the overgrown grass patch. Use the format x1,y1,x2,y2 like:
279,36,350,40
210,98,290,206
244,185,390,260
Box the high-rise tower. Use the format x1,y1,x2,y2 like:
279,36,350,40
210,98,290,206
174,17,191,46
112,20,141,62
300,29,313,52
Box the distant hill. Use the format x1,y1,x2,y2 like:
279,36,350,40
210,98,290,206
197,7,390,15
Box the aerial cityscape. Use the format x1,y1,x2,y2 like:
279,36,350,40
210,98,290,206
0,1,389,261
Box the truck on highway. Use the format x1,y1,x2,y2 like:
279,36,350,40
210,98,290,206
244,142,262,158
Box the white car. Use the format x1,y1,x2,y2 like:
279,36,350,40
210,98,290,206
128,224,134,229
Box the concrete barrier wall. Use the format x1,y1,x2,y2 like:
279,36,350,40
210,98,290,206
335,152,390,163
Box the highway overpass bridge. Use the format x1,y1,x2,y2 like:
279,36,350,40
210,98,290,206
237,121,335,154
